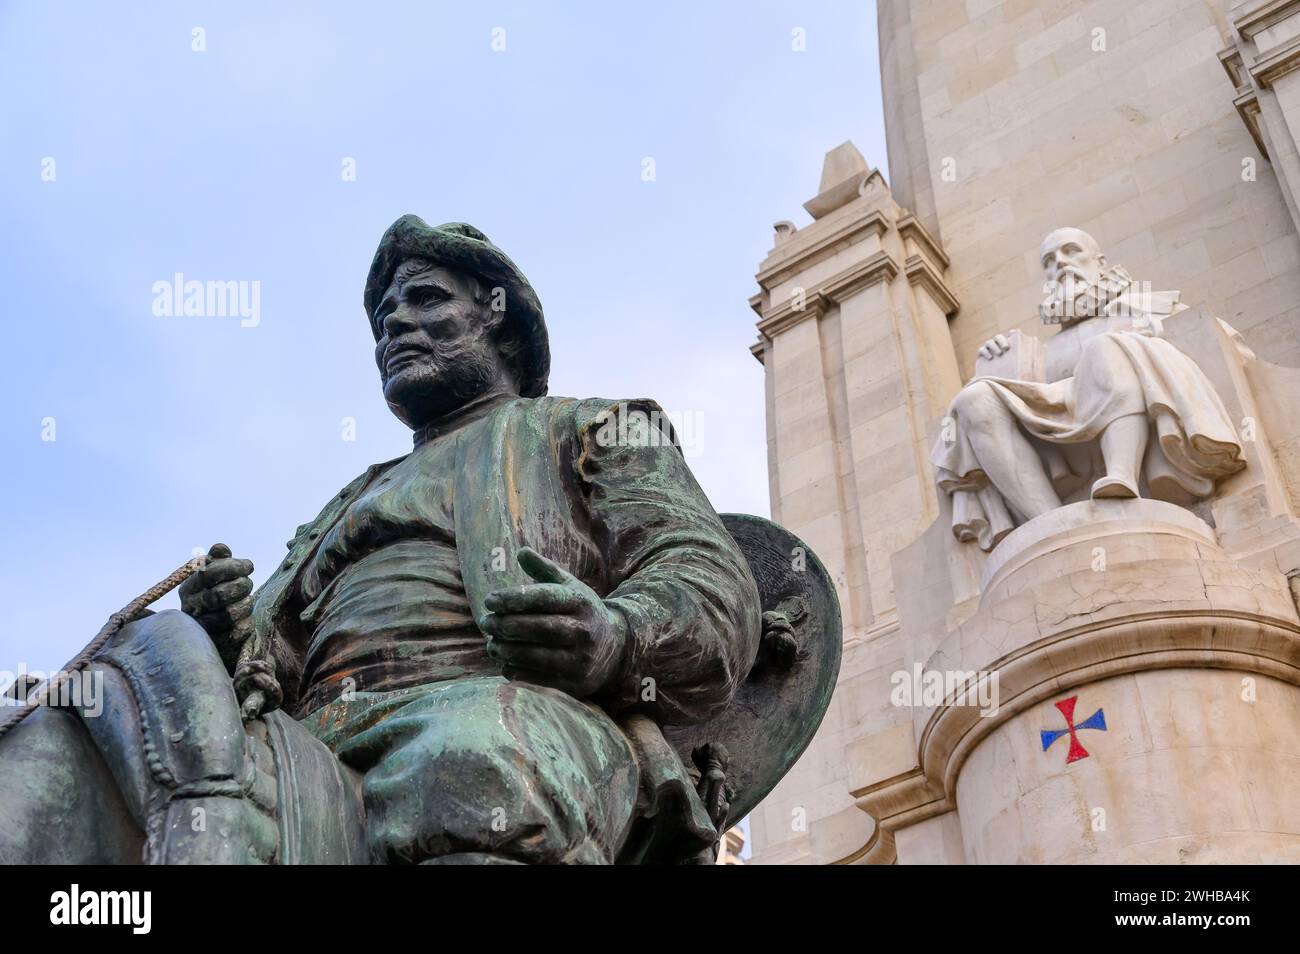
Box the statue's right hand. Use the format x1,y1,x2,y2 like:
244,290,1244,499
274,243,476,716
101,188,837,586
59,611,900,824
180,543,255,672
977,334,1011,362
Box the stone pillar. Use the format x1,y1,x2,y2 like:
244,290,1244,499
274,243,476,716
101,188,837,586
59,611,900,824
1221,0,1300,246
747,142,962,864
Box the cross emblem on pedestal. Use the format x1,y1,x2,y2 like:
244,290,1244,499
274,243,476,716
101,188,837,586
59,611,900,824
1040,695,1106,764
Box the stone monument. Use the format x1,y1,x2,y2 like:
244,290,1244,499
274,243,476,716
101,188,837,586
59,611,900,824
750,137,1300,865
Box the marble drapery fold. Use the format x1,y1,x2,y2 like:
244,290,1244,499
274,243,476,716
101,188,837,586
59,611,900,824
933,325,1246,550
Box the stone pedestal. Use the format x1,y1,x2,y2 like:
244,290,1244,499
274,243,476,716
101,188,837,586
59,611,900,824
746,142,965,864
957,667,1300,863
857,498,1300,864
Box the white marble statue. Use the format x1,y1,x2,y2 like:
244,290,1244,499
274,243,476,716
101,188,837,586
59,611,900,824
932,227,1246,550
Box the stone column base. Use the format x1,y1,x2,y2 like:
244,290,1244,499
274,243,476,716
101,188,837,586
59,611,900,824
856,499,1300,864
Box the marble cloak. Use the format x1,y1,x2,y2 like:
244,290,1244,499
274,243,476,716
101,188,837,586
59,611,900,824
932,299,1247,550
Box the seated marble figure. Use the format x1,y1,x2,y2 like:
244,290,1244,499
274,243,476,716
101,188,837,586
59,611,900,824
931,227,1246,550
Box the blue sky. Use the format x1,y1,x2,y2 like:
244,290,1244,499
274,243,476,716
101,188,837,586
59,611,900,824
0,0,886,676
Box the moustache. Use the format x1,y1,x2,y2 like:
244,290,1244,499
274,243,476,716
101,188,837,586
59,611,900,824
382,341,442,372
1046,271,1093,298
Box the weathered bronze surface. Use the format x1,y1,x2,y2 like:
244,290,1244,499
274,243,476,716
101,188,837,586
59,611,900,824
0,216,841,864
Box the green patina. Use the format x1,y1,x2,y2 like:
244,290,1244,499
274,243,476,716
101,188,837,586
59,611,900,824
0,217,841,865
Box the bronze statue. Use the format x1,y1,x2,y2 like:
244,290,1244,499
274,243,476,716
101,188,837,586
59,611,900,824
0,216,840,864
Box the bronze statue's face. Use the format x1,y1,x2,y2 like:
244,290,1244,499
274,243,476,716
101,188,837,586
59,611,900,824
1039,228,1104,289
371,259,512,428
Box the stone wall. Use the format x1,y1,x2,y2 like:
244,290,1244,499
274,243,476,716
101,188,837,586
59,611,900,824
879,0,1300,373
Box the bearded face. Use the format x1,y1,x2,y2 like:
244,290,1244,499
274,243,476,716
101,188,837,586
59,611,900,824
1037,228,1127,325
370,259,512,428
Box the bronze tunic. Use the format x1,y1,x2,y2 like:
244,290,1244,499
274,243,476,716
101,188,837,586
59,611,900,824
296,431,496,713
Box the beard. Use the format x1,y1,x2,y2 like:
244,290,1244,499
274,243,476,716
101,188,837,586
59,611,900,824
381,341,501,428
1039,265,1131,325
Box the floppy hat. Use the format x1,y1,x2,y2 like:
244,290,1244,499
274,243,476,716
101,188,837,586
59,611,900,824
364,215,549,397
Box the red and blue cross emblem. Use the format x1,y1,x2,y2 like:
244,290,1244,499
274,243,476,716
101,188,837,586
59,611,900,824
1040,695,1106,764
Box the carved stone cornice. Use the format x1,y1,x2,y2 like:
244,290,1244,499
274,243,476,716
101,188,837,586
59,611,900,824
1248,31,1300,88
1234,0,1300,40
896,212,949,270
833,822,893,865
754,209,890,292
754,251,900,338
1218,2,1300,158
904,254,960,317
1219,45,1249,91
1218,45,1267,156
822,249,898,301
1234,88,1269,157
755,289,830,338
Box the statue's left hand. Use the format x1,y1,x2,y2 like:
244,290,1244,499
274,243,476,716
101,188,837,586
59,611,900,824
479,547,629,699
1128,312,1164,337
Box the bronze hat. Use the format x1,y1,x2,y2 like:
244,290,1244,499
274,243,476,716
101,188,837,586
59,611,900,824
364,215,549,397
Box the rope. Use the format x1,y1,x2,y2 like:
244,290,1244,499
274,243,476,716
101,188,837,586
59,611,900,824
0,555,208,740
